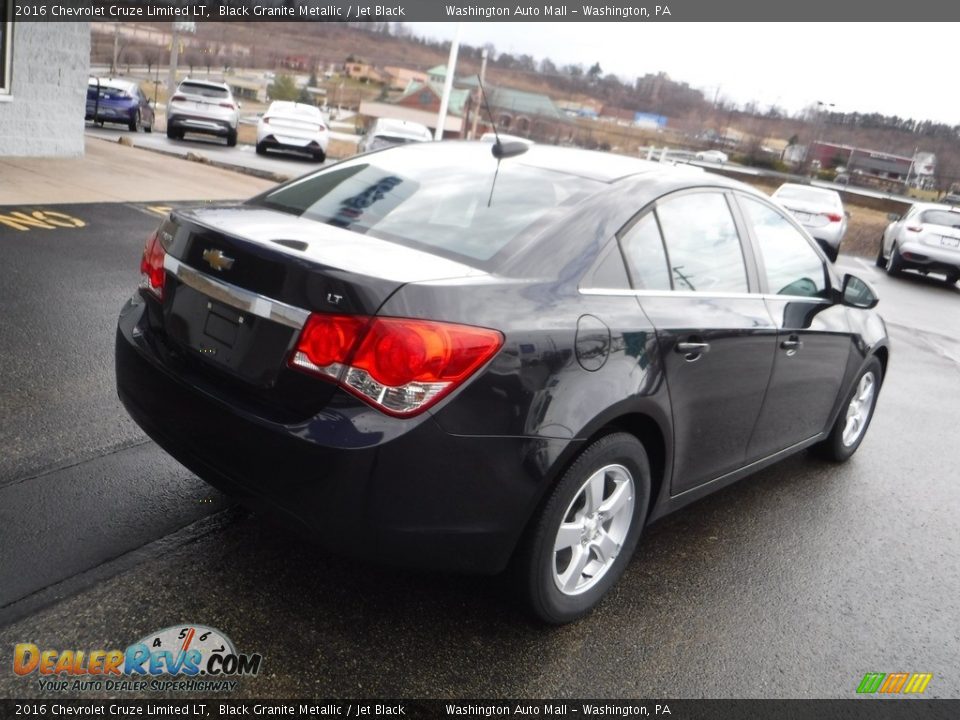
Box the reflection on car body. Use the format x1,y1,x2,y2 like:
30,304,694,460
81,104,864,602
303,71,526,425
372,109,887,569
116,142,889,624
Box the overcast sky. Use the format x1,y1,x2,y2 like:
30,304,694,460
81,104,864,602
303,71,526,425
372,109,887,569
407,23,955,125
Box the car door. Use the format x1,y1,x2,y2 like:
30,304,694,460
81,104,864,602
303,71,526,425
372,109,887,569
735,194,853,459
619,190,778,494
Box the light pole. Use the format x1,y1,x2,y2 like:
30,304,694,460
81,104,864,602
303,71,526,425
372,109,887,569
434,22,462,141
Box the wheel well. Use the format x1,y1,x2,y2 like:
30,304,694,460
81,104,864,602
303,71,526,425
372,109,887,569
591,413,667,521
873,346,889,384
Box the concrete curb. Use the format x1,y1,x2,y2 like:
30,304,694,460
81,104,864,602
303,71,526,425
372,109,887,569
88,135,293,184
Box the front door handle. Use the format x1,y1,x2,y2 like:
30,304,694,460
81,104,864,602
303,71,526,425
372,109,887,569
676,341,710,361
780,336,803,355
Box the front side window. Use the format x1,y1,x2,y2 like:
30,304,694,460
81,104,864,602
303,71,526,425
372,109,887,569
741,196,828,298
655,192,748,293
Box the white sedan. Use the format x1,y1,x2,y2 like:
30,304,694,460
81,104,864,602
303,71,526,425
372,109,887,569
256,102,330,162
772,183,848,262
695,149,728,163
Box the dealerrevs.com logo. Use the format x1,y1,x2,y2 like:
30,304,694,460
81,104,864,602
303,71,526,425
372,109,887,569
13,625,263,693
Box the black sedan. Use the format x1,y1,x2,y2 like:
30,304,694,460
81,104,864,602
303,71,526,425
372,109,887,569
116,142,889,623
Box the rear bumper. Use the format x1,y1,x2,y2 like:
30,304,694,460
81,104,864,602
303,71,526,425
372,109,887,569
168,114,235,136
115,297,568,574
898,240,960,274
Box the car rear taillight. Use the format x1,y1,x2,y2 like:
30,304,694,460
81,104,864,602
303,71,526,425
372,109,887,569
171,94,187,102
219,102,235,109
907,225,923,232
139,231,166,300
826,213,843,222
290,314,504,416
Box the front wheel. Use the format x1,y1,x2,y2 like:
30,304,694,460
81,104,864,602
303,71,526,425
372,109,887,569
516,432,650,624
813,356,882,462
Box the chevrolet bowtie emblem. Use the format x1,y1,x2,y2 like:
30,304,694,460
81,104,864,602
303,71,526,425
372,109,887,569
202,248,235,272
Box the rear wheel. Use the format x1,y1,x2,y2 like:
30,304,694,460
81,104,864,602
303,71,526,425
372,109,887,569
875,238,887,268
226,129,238,147
313,149,326,163
945,272,959,285
166,126,180,140
516,432,650,624
255,141,267,155
813,356,882,462
128,111,141,133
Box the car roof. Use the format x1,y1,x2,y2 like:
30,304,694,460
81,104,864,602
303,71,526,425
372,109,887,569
512,143,709,183
912,202,960,213
88,78,136,91
266,101,322,117
373,118,431,138
179,78,230,90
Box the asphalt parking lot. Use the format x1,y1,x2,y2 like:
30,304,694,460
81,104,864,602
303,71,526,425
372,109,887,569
1,202,958,700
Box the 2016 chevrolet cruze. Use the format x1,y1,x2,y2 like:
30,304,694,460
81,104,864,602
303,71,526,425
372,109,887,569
116,141,889,623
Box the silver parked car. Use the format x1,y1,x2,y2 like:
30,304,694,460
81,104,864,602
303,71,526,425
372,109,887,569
878,202,960,284
166,79,240,146
358,118,432,153
772,183,848,262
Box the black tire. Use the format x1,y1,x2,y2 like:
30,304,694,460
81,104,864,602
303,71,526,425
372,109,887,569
226,129,238,147
945,272,959,286
886,243,904,276
825,244,839,263
166,125,179,140
516,432,651,624
875,238,887,268
313,149,326,163
255,141,268,155
128,111,141,133
812,356,882,462
144,122,153,134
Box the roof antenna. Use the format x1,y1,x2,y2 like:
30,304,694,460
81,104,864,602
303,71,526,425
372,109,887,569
476,75,528,161
476,74,527,208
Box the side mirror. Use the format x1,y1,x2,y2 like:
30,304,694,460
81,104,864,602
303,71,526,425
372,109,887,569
887,212,900,221
841,273,879,309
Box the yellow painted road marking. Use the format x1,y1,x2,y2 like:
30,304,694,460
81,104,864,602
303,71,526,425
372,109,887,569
0,210,86,232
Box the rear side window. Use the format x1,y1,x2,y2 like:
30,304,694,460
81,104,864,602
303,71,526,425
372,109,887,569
655,192,748,293
741,197,827,298
253,149,603,264
619,213,671,290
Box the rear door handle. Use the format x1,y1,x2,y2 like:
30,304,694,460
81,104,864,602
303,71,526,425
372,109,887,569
675,341,710,360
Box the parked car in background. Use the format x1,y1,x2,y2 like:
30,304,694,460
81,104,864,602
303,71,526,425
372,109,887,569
166,79,240,146
117,142,888,624
358,118,433,153
695,149,728,163
256,101,330,162
86,78,154,133
878,202,960,284
772,183,848,262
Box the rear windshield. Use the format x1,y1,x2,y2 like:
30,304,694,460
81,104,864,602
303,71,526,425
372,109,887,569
776,186,840,206
920,210,960,228
88,85,133,100
251,149,603,263
179,82,229,99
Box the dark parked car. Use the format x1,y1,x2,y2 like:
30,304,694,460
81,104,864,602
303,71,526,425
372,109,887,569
116,142,889,623
86,78,154,133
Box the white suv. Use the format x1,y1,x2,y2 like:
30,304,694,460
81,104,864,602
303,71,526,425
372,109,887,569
166,79,240,146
